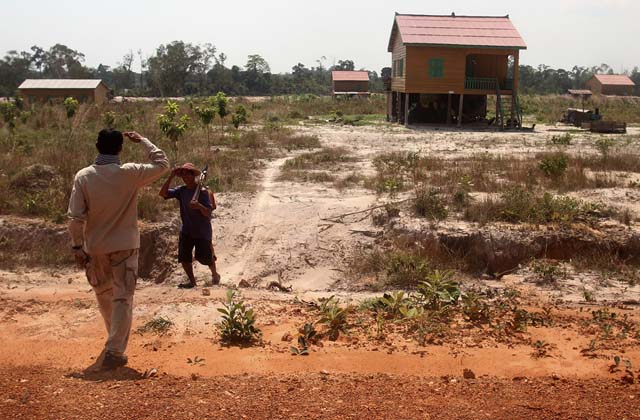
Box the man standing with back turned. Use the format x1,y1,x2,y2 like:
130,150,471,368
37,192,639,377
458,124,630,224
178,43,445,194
68,129,169,370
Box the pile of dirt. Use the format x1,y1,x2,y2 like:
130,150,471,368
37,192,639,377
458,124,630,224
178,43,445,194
0,216,178,282
9,164,62,193
139,221,178,283
389,217,640,275
0,216,72,267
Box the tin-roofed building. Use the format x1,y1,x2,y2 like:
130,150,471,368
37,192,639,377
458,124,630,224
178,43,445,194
18,79,111,105
387,13,526,128
585,74,635,96
331,71,370,97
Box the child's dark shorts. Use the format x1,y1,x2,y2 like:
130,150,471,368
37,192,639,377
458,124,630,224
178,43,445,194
178,234,215,266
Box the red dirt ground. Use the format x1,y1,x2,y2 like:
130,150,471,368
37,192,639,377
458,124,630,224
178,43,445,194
2,366,639,420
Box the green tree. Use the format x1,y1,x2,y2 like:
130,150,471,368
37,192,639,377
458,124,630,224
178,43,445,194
63,97,79,119
214,92,230,135
194,99,216,145
334,59,355,71
231,104,248,129
147,41,216,96
157,100,190,160
0,101,20,151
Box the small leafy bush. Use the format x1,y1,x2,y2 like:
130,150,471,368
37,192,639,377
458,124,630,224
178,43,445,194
318,296,352,340
549,133,572,146
461,291,492,323
531,259,567,285
539,153,568,178
217,290,261,344
385,252,431,287
414,270,460,311
414,188,448,220
291,323,317,355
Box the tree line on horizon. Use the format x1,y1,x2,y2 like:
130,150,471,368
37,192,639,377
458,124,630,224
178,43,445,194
1,42,639,98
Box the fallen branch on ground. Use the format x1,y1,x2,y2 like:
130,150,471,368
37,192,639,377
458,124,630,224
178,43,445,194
320,198,411,223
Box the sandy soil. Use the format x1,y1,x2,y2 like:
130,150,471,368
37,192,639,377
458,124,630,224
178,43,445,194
2,122,640,418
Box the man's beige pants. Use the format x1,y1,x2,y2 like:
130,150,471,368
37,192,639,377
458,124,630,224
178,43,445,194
86,249,138,356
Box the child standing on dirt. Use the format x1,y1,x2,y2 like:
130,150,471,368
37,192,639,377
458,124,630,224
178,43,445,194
159,163,221,288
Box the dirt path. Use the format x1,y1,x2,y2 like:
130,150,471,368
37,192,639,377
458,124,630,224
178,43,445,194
208,154,375,291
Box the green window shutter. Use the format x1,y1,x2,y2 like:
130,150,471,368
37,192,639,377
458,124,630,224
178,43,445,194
399,58,404,77
429,58,444,78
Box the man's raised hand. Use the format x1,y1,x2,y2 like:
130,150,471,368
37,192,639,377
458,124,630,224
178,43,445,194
123,131,143,143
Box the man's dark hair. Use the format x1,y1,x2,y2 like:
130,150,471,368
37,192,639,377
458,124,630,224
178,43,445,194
96,129,123,155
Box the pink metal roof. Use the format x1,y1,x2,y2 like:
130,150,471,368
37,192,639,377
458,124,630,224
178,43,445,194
332,71,370,82
388,14,527,51
593,74,635,86
18,79,105,89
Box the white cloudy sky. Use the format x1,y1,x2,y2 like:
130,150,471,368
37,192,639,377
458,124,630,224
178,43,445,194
1,0,638,73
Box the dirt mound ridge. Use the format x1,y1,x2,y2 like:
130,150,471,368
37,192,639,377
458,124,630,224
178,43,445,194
0,216,178,282
389,218,640,275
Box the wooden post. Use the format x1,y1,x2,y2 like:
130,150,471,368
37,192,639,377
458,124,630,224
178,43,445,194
457,94,464,128
511,52,520,126
446,93,452,125
404,93,410,127
386,92,392,122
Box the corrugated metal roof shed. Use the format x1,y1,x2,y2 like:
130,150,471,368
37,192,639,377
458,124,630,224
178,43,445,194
593,74,635,86
18,79,105,89
388,14,527,51
332,71,370,82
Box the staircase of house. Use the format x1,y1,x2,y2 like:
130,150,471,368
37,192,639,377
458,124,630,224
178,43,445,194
495,81,522,130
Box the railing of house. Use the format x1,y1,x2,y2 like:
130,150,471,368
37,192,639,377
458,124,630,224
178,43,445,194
465,77,514,91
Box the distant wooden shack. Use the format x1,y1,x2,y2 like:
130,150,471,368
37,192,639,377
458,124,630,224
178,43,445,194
585,74,635,96
386,13,527,128
331,71,370,97
18,79,111,105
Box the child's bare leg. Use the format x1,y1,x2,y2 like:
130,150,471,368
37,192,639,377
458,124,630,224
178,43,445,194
210,243,221,284
180,262,197,287
210,261,221,284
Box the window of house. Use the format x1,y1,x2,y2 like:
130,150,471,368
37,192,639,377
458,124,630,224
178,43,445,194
429,58,444,78
398,58,404,77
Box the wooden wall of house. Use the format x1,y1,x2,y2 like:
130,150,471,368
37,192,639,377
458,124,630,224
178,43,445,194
390,46,518,94
585,79,601,95
19,88,100,105
468,54,509,80
390,29,406,92
601,85,633,96
333,80,369,93
94,84,110,104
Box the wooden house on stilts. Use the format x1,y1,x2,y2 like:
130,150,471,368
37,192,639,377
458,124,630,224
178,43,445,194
386,13,527,129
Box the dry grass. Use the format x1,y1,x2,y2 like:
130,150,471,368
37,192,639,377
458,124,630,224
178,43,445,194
277,147,356,184
499,94,640,124
368,149,640,200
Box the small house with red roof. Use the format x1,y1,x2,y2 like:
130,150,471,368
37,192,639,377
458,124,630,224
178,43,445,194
585,74,635,96
387,13,527,128
331,71,370,97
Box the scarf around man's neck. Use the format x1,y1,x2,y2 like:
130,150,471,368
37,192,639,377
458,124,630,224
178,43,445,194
94,154,121,165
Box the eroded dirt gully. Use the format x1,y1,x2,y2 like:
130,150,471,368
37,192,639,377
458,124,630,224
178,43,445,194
2,123,640,419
